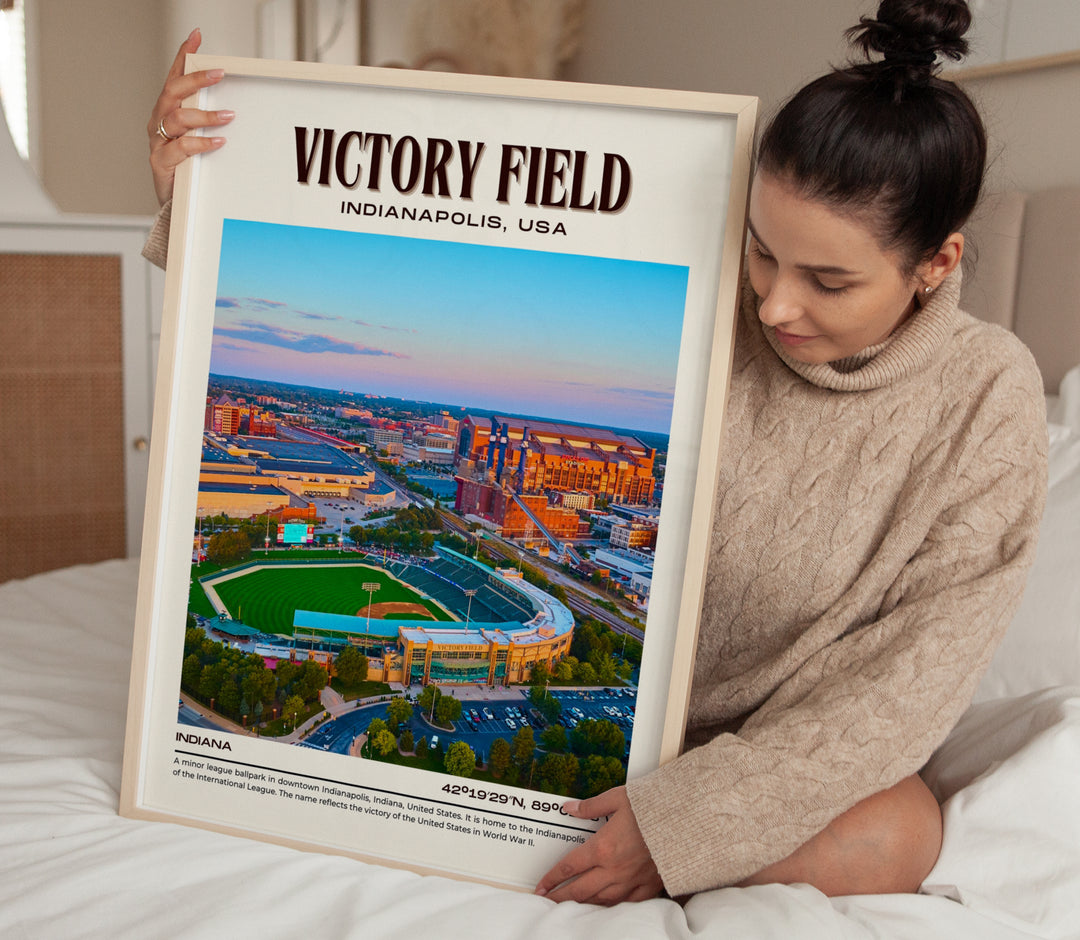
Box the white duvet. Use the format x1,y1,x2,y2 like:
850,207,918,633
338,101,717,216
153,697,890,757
0,558,1077,940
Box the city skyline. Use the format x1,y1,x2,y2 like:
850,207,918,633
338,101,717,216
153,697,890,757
211,220,690,434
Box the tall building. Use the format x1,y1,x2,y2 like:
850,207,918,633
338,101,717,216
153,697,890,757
454,479,581,540
457,414,657,505
206,395,242,436
367,427,404,452
609,521,658,551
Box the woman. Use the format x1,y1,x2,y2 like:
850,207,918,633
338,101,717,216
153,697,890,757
145,1,1047,906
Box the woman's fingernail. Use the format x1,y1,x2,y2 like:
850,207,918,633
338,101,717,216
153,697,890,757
208,69,225,80
218,110,235,121
563,800,580,814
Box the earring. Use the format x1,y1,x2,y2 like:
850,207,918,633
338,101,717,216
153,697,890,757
923,285,933,294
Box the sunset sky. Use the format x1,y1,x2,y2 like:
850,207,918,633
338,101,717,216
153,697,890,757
210,219,690,434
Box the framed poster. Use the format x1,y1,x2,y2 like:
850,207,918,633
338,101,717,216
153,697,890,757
120,54,756,891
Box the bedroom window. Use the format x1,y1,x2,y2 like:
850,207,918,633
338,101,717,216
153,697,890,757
0,0,29,161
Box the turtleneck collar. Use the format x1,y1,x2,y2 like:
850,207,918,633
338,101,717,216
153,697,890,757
751,267,964,391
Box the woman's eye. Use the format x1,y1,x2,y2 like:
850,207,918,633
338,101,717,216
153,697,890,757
749,241,773,262
813,279,849,296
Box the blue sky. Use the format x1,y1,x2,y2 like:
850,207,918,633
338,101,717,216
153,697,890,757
211,219,689,434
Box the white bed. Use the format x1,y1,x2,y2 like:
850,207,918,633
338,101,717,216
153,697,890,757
1,361,1078,939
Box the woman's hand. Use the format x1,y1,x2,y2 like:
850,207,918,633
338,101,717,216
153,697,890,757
147,28,234,206
535,786,663,905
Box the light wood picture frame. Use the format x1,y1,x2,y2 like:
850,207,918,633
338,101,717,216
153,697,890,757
120,54,756,890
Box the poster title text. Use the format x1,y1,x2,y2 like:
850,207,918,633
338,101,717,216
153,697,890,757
295,127,631,213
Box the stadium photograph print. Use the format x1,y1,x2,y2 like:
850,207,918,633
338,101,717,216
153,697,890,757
121,56,756,890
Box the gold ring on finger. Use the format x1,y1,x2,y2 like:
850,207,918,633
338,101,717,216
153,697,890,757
157,117,181,141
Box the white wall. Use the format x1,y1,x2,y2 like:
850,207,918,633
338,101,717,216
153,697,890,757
36,0,165,215
960,61,1080,193
565,0,1080,196
563,0,861,117
28,0,1080,215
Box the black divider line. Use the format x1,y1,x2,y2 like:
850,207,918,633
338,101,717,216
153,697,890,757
174,749,595,833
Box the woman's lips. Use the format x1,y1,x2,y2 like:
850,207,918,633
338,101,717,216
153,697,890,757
774,328,817,346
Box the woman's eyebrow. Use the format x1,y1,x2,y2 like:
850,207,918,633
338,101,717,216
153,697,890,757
747,218,861,277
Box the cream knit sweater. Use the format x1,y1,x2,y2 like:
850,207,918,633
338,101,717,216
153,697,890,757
144,207,1046,897
626,268,1047,896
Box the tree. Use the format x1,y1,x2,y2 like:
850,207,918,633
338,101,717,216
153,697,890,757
489,737,511,779
283,693,306,729
371,728,398,757
572,661,598,685
418,684,440,717
240,656,277,709
434,694,462,725
366,717,388,738
181,653,202,692
536,752,579,794
529,659,551,687
594,654,618,686
555,660,575,682
198,663,223,703
538,693,562,724
399,728,414,753
540,724,567,753
443,741,477,778
511,726,536,773
415,735,428,756
334,645,369,685
386,697,413,733
275,660,302,694
294,659,328,703
570,718,625,759
206,529,252,566
579,754,626,798
217,674,240,715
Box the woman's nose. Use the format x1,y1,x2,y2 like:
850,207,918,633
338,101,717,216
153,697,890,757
756,278,802,327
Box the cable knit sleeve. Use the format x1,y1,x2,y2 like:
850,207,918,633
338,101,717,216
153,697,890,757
141,199,172,271
626,349,1048,897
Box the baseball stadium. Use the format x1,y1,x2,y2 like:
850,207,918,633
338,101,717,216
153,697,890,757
193,545,574,686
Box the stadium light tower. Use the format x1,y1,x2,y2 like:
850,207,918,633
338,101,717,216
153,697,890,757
362,582,381,633
464,588,477,625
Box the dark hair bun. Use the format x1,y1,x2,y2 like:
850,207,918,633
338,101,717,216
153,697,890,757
847,0,972,78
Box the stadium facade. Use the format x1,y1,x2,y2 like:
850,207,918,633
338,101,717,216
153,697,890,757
456,415,656,504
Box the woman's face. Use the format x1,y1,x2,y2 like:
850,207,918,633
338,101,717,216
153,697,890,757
747,172,923,364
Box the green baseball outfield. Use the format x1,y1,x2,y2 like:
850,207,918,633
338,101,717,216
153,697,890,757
199,563,452,635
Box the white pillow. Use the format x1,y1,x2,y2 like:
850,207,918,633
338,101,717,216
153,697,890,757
974,364,1080,702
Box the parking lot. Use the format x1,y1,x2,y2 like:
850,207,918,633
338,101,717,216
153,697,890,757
418,686,637,762
550,687,636,733
292,684,639,771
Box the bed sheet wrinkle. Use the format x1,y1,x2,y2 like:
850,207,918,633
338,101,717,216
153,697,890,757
1,554,1078,938
921,688,1080,939
0,558,138,628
